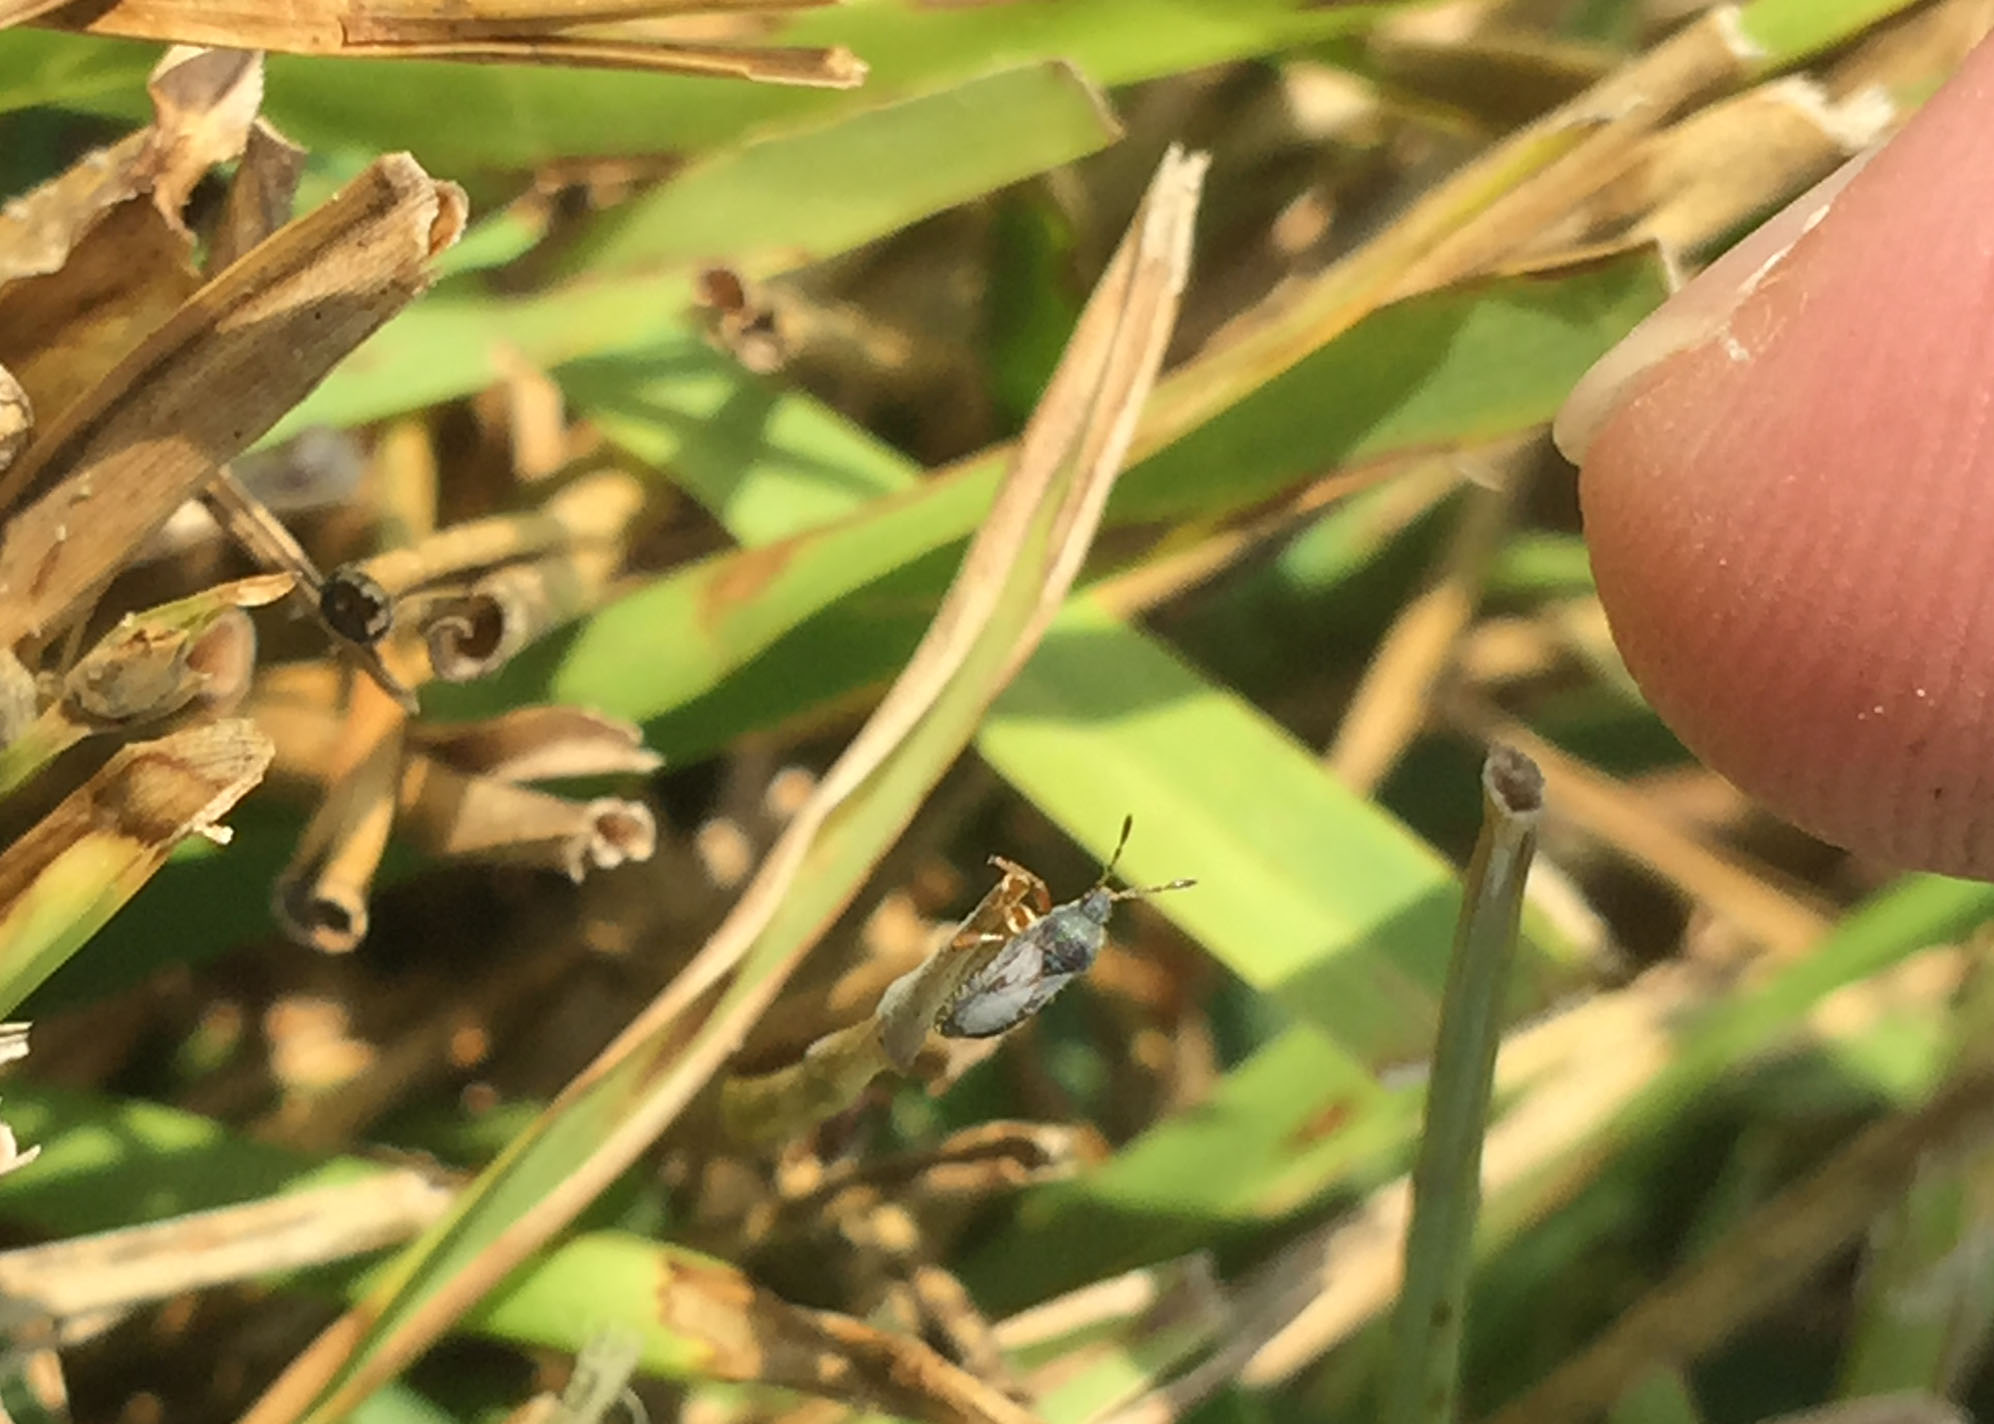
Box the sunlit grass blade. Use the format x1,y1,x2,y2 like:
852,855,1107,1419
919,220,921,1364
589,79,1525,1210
1383,745,1543,1424
0,721,271,1017
4,1,1403,167
265,62,1121,442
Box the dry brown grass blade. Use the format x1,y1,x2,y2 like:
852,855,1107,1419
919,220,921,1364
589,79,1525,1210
25,2,866,84
142,45,267,217
210,118,310,274
0,1172,454,1328
0,45,257,279
1520,76,1893,260
0,153,466,652
657,1254,1042,1424
409,707,661,783
0,47,262,427
248,662,656,883
358,470,647,599
586,146,1207,1075
1381,5,1759,297
339,466,643,682
272,675,408,953
397,751,657,878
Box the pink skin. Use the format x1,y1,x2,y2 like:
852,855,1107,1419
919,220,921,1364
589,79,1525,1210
1562,33,1994,878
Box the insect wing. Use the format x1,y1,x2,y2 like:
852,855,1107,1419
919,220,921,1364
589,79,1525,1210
876,857,1050,1071
939,931,1049,1038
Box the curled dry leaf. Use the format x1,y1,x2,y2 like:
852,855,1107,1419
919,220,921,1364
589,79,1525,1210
0,719,272,1016
420,556,608,682
253,674,657,917
397,753,657,881
359,468,646,599
142,45,267,219
0,154,467,653
27,1,867,83
209,118,311,273
62,573,292,729
0,364,28,476
273,677,407,954
410,706,662,783
0,574,292,802
352,467,643,679
0,46,262,424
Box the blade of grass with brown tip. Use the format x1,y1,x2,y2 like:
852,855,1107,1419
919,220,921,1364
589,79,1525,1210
27,1,863,83
0,153,465,653
0,718,271,1017
236,145,1207,1424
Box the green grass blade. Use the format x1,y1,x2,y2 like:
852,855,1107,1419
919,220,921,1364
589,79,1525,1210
1737,0,1933,72
0,724,270,1018
266,62,1120,443
4,2,1398,166
1609,1368,1708,1424
560,62,1117,279
1382,748,1544,1424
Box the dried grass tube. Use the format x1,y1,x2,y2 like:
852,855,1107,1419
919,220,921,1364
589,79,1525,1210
272,676,407,953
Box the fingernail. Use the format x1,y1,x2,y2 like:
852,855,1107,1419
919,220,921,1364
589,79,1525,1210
1552,145,1876,465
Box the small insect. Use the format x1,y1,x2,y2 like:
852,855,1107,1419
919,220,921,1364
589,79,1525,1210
938,816,1194,1039
319,564,395,645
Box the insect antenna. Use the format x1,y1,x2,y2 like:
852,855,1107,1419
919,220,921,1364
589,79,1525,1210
1094,813,1136,887
1092,816,1194,902
1107,877,1197,903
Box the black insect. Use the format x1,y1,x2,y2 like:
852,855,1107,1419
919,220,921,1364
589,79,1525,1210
319,564,395,645
938,816,1193,1039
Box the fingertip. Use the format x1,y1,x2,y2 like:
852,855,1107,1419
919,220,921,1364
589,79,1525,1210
1576,33,1994,877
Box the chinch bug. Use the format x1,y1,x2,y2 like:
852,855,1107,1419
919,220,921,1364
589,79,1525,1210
938,816,1193,1039
320,564,395,644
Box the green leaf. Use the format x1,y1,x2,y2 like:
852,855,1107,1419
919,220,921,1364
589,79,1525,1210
266,63,1121,443
966,1025,1410,1306
980,600,1576,1062
511,247,1669,753
561,62,1118,279
1737,0,1932,71
4,3,1396,167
